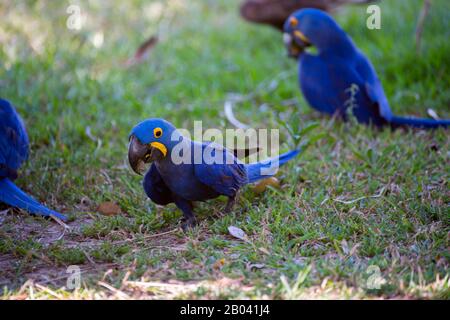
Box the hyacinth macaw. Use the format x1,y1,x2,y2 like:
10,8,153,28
0,99,67,221
128,118,300,230
283,9,450,129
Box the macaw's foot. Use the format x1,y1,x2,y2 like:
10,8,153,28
224,194,237,214
181,216,197,232
174,197,196,232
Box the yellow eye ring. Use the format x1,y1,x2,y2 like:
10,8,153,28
290,17,298,27
153,127,163,138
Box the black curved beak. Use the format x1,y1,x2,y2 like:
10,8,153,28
128,135,151,175
283,32,310,59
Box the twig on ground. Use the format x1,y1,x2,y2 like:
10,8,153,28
111,228,179,245
224,71,292,129
224,100,250,129
415,0,432,54
97,281,130,299
333,187,386,204
35,283,64,299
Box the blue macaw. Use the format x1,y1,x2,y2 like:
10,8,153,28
283,9,450,128
0,99,67,221
128,118,300,230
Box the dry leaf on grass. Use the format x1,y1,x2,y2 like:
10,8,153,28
213,258,226,270
125,35,158,67
97,202,122,216
427,108,440,120
228,226,248,241
252,177,280,194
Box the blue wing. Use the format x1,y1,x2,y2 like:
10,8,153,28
300,53,388,126
193,142,248,197
0,99,29,179
354,50,393,121
354,51,450,128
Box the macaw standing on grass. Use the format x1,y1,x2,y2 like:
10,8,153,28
128,118,300,230
0,99,67,221
283,9,450,129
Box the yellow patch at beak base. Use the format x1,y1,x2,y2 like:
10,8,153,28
294,30,310,44
150,142,167,157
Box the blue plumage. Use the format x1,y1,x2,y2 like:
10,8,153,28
246,148,300,183
128,118,300,229
0,98,67,221
283,9,450,129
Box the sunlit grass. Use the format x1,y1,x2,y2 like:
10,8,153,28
0,0,448,299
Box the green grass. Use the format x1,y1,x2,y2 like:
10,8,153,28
0,0,449,299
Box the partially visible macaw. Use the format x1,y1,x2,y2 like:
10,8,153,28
0,98,67,220
128,118,300,230
283,9,450,129
240,0,375,30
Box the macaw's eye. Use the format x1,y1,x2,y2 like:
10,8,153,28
289,17,298,27
153,127,163,138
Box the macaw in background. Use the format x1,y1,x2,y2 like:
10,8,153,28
240,0,375,30
283,9,450,129
0,99,67,221
128,118,300,230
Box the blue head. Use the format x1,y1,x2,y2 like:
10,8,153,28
128,118,182,174
283,9,354,58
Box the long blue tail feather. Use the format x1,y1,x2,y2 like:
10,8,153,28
246,149,301,183
0,178,67,221
390,115,450,129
